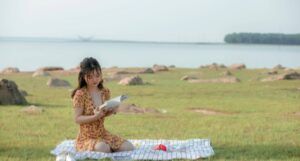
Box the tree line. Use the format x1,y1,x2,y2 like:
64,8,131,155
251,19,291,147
224,33,300,45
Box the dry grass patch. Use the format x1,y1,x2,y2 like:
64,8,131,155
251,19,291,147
187,107,233,115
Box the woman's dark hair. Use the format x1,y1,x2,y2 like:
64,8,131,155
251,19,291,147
71,57,103,98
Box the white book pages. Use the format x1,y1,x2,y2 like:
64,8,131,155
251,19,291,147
99,95,128,110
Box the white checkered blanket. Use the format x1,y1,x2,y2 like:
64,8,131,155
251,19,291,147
51,139,214,160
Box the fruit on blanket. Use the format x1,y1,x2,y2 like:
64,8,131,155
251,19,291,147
153,144,167,151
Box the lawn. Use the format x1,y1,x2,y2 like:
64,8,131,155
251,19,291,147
0,68,299,161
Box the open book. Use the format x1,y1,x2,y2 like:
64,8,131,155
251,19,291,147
97,95,128,111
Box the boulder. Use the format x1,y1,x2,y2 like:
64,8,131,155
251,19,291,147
0,79,27,105
112,70,131,75
273,64,285,70
20,90,28,97
181,75,198,81
118,75,144,85
138,68,154,74
32,70,50,77
229,64,246,70
221,70,232,76
47,78,71,87
261,72,300,82
152,64,169,72
21,105,44,114
38,67,64,72
1,67,20,74
267,70,278,75
199,63,227,70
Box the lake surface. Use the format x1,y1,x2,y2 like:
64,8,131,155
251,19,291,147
0,41,299,71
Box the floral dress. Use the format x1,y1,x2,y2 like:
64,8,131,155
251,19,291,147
72,87,125,151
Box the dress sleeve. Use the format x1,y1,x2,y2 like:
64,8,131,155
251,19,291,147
73,90,84,108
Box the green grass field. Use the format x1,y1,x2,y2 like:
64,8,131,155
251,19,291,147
0,68,299,161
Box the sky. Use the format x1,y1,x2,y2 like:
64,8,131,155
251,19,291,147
0,0,300,42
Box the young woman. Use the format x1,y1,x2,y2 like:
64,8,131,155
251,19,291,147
71,57,134,153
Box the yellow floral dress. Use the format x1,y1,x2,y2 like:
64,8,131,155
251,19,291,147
72,87,125,151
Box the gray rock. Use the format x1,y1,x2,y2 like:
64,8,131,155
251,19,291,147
21,105,44,114
47,78,71,87
181,75,198,81
273,64,285,70
1,67,20,74
199,63,227,70
20,90,28,97
267,70,278,75
32,70,50,77
139,68,154,74
221,70,232,76
118,75,144,85
261,72,300,82
229,64,246,70
0,79,27,105
152,64,169,72
38,66,64,72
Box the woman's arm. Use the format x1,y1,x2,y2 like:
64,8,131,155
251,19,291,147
74,107,105,124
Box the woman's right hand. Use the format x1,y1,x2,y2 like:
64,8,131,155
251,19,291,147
93,109,106,119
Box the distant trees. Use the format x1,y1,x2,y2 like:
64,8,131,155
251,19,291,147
224,33,300,45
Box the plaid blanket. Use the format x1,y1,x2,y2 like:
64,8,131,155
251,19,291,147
51,139,214,160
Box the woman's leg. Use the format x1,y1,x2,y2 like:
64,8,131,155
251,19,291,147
115,140,135,152
94,142,111,153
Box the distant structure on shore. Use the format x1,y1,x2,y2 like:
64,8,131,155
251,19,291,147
224,33,300,45
78,35,94,42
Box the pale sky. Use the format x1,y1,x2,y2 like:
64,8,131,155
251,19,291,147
0,0,300,42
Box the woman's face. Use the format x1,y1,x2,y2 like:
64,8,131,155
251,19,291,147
84,69,102,88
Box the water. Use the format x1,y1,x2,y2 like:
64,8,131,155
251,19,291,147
0,41,299,71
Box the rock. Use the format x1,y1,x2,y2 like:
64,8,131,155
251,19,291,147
181,75,198,81
199,63,227,70
118,75,144,85
1,67,20,74
20,90,28,97
0,79,27,105
32,70,50,77
104,74,123,82
261,72,300,82
47,78,71,87
38,66,64,72
267,70,278,75
221,70,232,76
138,68,154,74
112,70,131,75
284,68,294,72
273,64,285,70
152,64,169,72
229,64,246,70
21,105,44,114
188,76,240,83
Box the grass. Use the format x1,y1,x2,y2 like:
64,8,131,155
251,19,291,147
0,68,299,161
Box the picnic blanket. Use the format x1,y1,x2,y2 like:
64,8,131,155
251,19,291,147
51,139,214,160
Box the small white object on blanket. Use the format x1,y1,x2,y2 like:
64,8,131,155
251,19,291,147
51,139,214,160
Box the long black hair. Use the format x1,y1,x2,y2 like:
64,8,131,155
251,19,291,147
71,57,104,98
